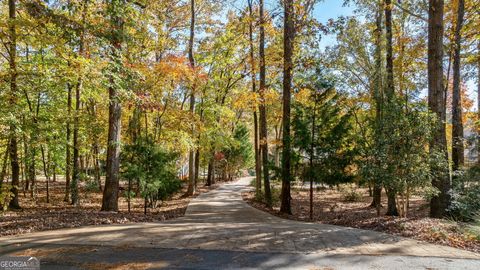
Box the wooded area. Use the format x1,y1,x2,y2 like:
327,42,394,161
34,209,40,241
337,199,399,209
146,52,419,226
1,0,480,252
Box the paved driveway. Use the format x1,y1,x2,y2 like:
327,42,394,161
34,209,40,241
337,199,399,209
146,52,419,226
2,177,480,269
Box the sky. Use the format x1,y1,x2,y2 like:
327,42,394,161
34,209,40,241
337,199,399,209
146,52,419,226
260,0,356,48
312,0,355,49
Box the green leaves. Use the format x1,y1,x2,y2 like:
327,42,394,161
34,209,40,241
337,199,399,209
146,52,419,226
292,70,356,186
360,97,441,200
121,137,181,204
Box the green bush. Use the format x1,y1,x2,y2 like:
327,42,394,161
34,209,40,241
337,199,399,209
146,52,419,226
122,137,182,208
448,166,480,221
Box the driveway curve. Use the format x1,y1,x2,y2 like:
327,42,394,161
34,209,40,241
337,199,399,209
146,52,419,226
2,177,479,259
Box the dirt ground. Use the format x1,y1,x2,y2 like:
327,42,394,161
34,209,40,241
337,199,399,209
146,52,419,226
243,184,480,253
0,176,218,237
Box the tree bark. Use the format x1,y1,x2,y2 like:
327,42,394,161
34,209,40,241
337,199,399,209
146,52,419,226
259,0,272,207
280,0,294,215
186,0,196,196
477,42,480,164
8,0,20,210
22,129,29,192
71,77,81,206
40,145,50,204
385,188,399,216
27,141,36,198
194,148,200,184
65,83,72,202
371,2,383,210
89,100,102,190
309,99,317,220
101,0,125,212
71,0,88,206
0,140,10,188
451,0,465,171
428,0,450,218
248,0,262,195
384,0,394,100
384,0,398,216
206,157,213,186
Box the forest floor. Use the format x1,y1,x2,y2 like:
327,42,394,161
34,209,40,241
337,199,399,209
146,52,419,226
0,177,218,237
243,183,480,253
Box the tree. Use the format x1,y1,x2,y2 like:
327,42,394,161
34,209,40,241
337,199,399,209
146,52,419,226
247,0,262,195
384,0,398,216
122,137,182,214
451,0,465,171
65,83,72,202
371,1,383,210
280,0,294,215
478,41,480,165
7,0,20,210
259,0,272,206
101,0,126,212
428,0,451,218
186,0,196,196
384,0,394,101
292,72,355,220
71,0,89,206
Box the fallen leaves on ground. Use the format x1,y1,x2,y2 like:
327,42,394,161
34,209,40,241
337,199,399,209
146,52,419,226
243,186,480,253
1,177,218,237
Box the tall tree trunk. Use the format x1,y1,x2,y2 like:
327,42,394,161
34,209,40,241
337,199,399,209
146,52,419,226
274,121,282,168
428,0,450,218
248,0,262,195
89,99,102,190
371,2,383,210
384,0,398,216
22,129,29,192
186,0,196,196
195,102,204,186
451,0,465,171
0,140,10,188
8,0,20,209
280,0,294,215
477,42,480,164
71,78,81,206
194,148,200,184
212,156,216,184
309,100,317,220
385,189,399,216
259,0,272,207
65,83,72,202
40,145,50,204
384,0,394,101
53,162,56,182
206,157,213,186
27,142,36,198
93,143,101,190
101,0,125,212
71,0,88,206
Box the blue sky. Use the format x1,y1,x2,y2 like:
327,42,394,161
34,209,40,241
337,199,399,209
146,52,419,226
261,0,355,48
313,1,355,48
312,1,355,23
